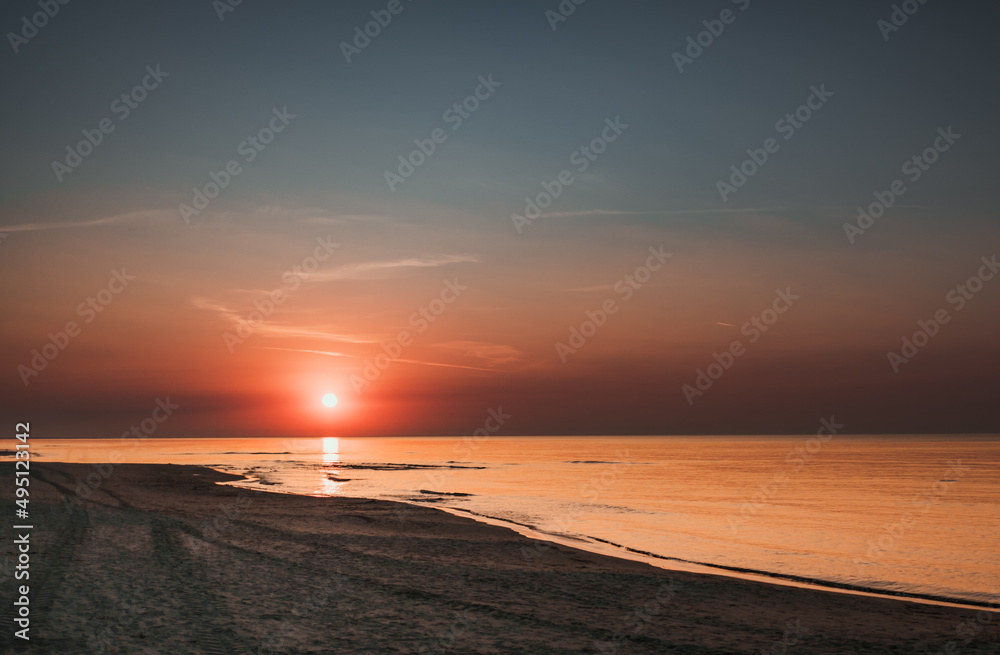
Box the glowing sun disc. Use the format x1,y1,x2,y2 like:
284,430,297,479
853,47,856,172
322,393,338,408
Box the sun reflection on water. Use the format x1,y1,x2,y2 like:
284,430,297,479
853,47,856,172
315,436,346,496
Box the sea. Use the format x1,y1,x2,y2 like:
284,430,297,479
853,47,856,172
10,434,999,609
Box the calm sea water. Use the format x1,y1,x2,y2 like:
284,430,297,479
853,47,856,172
10,435,999,607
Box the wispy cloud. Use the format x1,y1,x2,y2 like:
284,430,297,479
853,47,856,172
1,204,385,233
243,205,389,225
540,209,656,218
661,207,786,215
266,346,495,371
539,207,786,219
260,347,355,358
0,209,163,233
191,297,377,343
308,254,479,282
251,325,376,343
191,296,244,324
432,341,524,367
395,358,495,372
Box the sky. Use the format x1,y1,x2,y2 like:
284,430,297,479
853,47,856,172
1,0,998,438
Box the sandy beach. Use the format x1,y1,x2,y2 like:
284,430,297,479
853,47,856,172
2,463,996,654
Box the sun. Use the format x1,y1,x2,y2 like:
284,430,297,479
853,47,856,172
321,393,338,408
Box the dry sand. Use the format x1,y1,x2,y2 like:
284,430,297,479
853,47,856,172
1,463,997,654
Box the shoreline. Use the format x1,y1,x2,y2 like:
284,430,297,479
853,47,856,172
3,462,998,653
217,466,995,612
431,505,997,613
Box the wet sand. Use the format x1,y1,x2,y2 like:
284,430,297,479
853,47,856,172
1,463,997,654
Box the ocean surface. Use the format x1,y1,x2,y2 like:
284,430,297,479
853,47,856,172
10,435,999,607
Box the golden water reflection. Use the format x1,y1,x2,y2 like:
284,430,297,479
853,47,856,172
315,436,346,496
